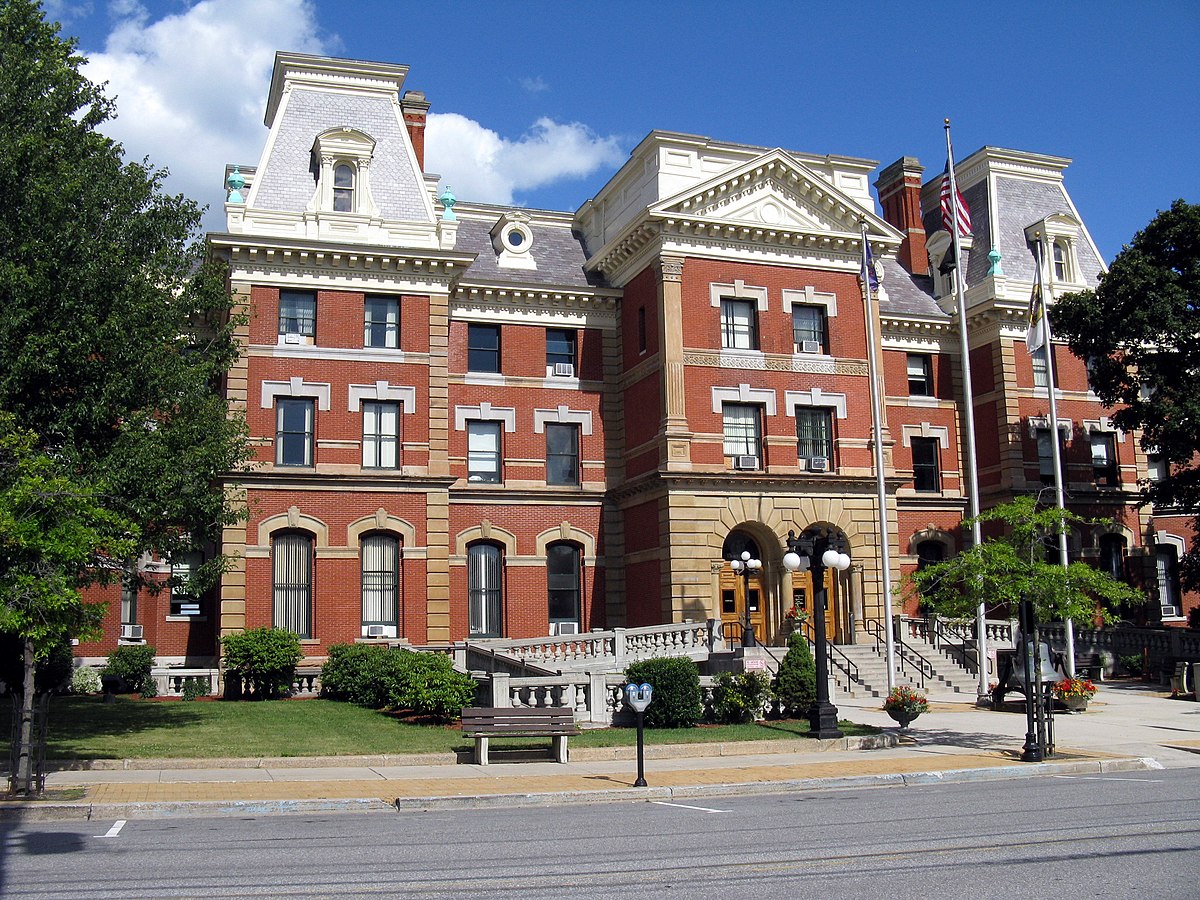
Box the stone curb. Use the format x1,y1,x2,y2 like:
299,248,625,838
1,755,1158,823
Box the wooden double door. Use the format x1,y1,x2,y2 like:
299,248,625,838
719,565,839,645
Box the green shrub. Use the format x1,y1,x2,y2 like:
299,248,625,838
180,676,210,701
623,656,702,728
70,666,102,695
104,644,156,695
221,627,302,699
388,651,476,721
1118,653,1144,676
712,670,772,724
774,631,816,717
320,643,405,708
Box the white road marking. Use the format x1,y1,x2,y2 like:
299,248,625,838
650,801,727,813
98,820,126,838
1049,775,1163,782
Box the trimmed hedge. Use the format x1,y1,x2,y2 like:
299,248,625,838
774,631,816,717
320,645,476,722
221,627,302,699
104,644,156,695
623,656,702,728
712,670,772,724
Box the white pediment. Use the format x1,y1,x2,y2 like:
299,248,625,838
650,149,900,241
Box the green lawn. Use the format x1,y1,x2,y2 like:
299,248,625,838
1,696,875,760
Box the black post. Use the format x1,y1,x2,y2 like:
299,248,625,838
633,709,647,787
1019,598,1042,762
806,533,843,740
742,565,756,648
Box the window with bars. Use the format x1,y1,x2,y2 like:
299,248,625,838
467,421,501,483
546,423,580,486
912,437,941,492
720,299,757,350
547,542,581,628
792,305,826,353
907,354,933,396
468,543,503,637
467,324,501,373
722,404,761,464
1091,432,1118,485
795,408,833,461
362,401,400,469
361,533,399,628
273,532,313,638
279,290,316,337
276,398,314,467
364,296,399,349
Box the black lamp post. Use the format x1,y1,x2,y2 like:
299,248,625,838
728,550,761,647
782,527,850,739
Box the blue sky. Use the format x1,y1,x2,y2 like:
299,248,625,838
45,0,1199,262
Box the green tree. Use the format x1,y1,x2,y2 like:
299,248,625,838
0,2,251,790
0,414,137,793
905,496,1144,625
1052,200,1200,584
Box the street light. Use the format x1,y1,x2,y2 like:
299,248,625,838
782,527,851,739
728,550,762,647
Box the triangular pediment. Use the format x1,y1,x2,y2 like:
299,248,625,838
650,149,900,241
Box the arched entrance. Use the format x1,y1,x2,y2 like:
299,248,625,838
718,532,766,644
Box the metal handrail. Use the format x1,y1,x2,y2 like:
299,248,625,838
862,618,932,689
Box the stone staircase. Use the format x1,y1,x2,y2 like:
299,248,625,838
829,637,981,700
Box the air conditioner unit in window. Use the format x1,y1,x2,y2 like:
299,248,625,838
120,624,143,641
734,455,759,470
800,340,822,354
553,362,575,377
808,456,830,472
365,625,387,638
553,622,579,636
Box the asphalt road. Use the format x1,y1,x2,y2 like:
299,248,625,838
4,769,1198,899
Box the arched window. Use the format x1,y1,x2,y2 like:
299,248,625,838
1157,545,1182,618
362,533,399,629
468,543,503,637
1098,534,1126,582
1052,240,1069,281
273,531,313,638
547,542,581,633
333,163,354,212
916,540,946,570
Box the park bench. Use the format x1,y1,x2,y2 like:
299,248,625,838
1072,653,1105,682
460,707,580,766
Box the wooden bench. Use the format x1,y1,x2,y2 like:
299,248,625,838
460,707,580,766
1072,653,1105,682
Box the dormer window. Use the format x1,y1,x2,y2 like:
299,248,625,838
490,213,536,270
309,127,377,217
333,164,355,212
1053,240,1070,282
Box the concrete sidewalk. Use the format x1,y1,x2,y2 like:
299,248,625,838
4,681,1196,821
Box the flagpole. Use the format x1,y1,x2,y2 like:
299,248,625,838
1033,234,1076,676
861,219,897,691
944,119,990,702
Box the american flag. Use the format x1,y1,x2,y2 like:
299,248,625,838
940,164,972,237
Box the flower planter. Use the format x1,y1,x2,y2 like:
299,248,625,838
886,707,920,729
1060,695,1088,712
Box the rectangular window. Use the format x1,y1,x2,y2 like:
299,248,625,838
467,324,501,373
468,543,503,637
363,401,400,469
792,305,827,353
796,408,834,462
364,296,399,349
1157,546,1182,618
279,290,316,337
907,354,933,396
1032,346,1055,391
546,328,576,374
912,437,941,492
720,299,757,350
361,534,398,627
273,532,312,638
170,552,204,616
276,398,314,467
1148,452,1168,483
467,421,501,483
547,543,581,627
1036,428,1065,486
722,404,761,466
1091,432,1118,485
120,579,138,625
546,423,580,486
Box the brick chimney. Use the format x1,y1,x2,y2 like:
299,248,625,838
875,157,927,276
401,90,430,172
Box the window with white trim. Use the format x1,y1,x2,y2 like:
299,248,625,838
723,404,762,467
547,542,581,630
333,164,355,212
120,578,138,626
468,542,503,637
279,290,316,338
362,401,400,469
546,328,576,375
792,305,827,353
273,531,313,638
276,398,314,467
170,552,204,616
546,423,580,486
912,437,941,492
720,299,757,350
795,407,833,462
467,421,501,483
907,354,933,396
361,533,398,629
1091,432,1118,486
364,296,399,349
1053,240,1071,282
1156,545,1182,618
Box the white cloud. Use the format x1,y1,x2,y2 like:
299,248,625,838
426,114,624,207
519,75,549,93
80,0,328,232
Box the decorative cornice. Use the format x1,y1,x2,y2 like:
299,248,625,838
682,349,868,377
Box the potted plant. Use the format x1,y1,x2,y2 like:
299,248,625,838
783,604,809,634
1052,676,1096,711
883,685,929,729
